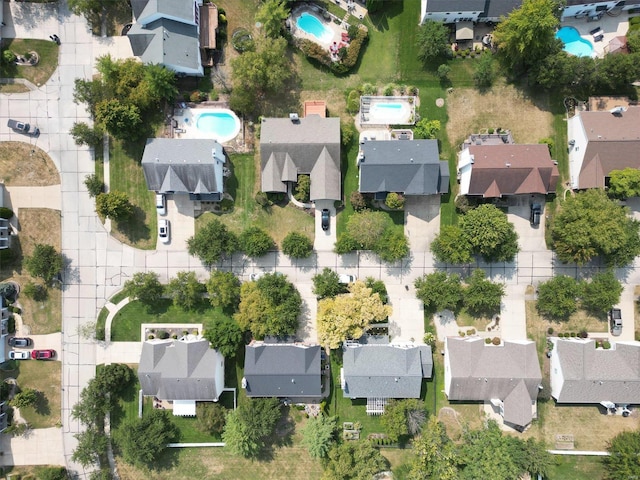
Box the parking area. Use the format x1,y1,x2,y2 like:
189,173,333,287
507,199,547,252
6,332,62,361
314,200,336,252
404,195,441,252
155,195,195,251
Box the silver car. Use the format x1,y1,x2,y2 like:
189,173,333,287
158,219,170,244
609,308,622,336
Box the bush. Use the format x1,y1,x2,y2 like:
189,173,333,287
299,38,332,67
255,191,271,207
350,191,367,211
282,231,313,259
21,281,48,301
458,331,466,337
348,24,360,39
8,317,15,334
570,332,576,337
539,137,554,154
383,83,396,96
157,330,170,340
579,330,588,338
2,49,16,64
547,327,554,335
492,337,501,345
190,91,207,102
0,207,14,219
294,175,311,203
436,64,451,79
84,174,104,198
341,121,356,147
385,192,405,209
603,341,611,349
347,89,360,114
331,28,368,74
361,82,377,95
454,195,471,214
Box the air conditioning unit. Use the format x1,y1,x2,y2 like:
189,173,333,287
289,113,299,122
610,106,625,115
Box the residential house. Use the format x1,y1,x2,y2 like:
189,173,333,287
444,337,542,430
138,338,224,416
242,341,324,401
457,144,559,198
259,115,341,201
341,337,433,414
358,139,449,198
141,138,226,201
420,0,522,25
0,294,9,364
127,0,207,76
567,106,640,190
0,183,10,250
561,0,640,21
550,338,640,405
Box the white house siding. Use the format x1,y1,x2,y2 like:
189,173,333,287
561,1,620,20
443,338,453,396
567,113,589,189
457,148,473,196
549,338,565,401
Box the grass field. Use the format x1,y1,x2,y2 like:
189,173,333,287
0,143,59,186
8,360,61,428
0,39,59,87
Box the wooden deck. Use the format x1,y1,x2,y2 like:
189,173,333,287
199,3,218,50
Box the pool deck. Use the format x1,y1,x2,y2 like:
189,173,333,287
168,103,244,149
561,12,629,57
290,7,351,49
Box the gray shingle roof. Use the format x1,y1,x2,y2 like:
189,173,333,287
424,0,486,13
131,0,194,24
243,343,322,398
138,339,224,401
552,339,640,404
482,0,523,19
359,140,449,195
342,344,433,399
445,337,541,427
259,116,341,201
141,138,225,200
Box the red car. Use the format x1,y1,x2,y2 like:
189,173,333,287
31,349,56,360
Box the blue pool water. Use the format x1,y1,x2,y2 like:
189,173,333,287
195,111,240,142
556,26,594,57
296,12,333,43
376,103,403,109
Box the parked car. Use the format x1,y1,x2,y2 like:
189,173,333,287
321,209,330,231
7,119,39,136
609,308,623,336
155,193,166,216
8,337,32,348
9,350,30,360
31,349,56,360
339,274,357,284
158,219,170,244
530,203,542,227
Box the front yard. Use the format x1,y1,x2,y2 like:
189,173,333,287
0,39,59,89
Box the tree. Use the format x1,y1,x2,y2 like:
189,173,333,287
413,118,441,139
235,273,302,338
536,275,579,320
464,269,505,316
595,52,640,91
84,174,104,198
312,268,347,299
411,417,459,480
124,272,163,307
364,277,388,304
628,29,640,53
317,281,392,349
349,191,367,211
71,122,103,148
95,99,142,140
204,317,243,358
375,228,410,263
346,210,392,250
255,0,290,39
113,409,179,467
239,226,274,257
416,21,451,64
492,0,561,74
24,243,63,284
196,402,227,435
10,388,38,408
551,189,640,266
581,270,623,314
68,0,104,28
415,272,464,313
206,270,241,310
21,281,48,301
437,64,451,80
301,414,337,459
224,398,282,458
143,63,178,103
474,52,495,88
187,218,239,265
95,191,133,220
166,271,204,310
94,363,134,397
431,225,473,264
223,409,260,458
604,429,640,480
461,204,519,262
72,427,108,467
459,420,521,480
281,231,313,259
323,441,389,480
607,168,640,199
294,175,311,203
381,399,427,442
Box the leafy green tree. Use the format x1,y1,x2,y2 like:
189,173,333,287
411,417,459,480
461,204,519,262
493,0,561,74
551,189,640,266
516,438,553,480
84,174,104,198
95,99,142,140
464,269,505,316
21,281,48,301
255,0,290,39
239,226,274,257
312,268,347,299
474,52,495,88
294,175,311,203
188,218,239,265
94,363,134,397
413,118,441,139
375,229,410,263
196,402,227,435
534,51,596,91
95,191,133,220
580,270,623,314
459,420,521,480
301,414,337,459
71,123,104,148
431,225,473,264
607,168,640,199
72,427,108,467
10,388,39,408
415,272,464,313
206,271,241,310
224,398,281,458
350,191,367,211
381,399,427,442
113,409,179,467
437,64,451,80
365,277,388,304
416,21,451,64
536,275,579,320
143,63,178,103
124,272,163,308
604,429,640,480
204,317,243,358
346,210,392,250
167,271,204,310
323,441,389,480
281,231,313,259
595,52,640,91
628,29,640,53
223,409,260,458
68,0,104,29
24,243,64,284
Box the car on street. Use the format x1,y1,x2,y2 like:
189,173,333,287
9,350,30,360
7,119,39,136
156,193,166,216
8,337,32,348
321,209,330,231
31,349,56,360
609,308,623,336
530,203,542,227
339,274,357,284
158,219,170,244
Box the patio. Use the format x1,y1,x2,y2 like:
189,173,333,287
561,12,630,57
289,4,351,49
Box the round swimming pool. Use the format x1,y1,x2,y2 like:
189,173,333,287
296,12,333,44
194,110,241,143
556,26,594,57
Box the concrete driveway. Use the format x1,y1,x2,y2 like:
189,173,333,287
508,202,546,252
155,195,194,252
405,195,440,252
0,427,64,467
314,200,336,251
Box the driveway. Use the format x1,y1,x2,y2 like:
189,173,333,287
508,200,546,253
387,284,425,342
313,200,336,251
405,195,440,252
155,195,194,252
0,427,64,467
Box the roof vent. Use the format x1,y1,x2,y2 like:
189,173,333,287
505,163,511,168
610,106,626,115
289,113,299,123
568,139,575,146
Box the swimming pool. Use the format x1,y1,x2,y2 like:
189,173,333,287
368,102,413,124
556,26,594,57
179,109,241,143
296,12,333,44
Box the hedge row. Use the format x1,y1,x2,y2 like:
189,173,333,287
296,27,369,75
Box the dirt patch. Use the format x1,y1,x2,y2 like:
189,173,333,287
446,84,554,146
0,142,60,186
438,406,465,441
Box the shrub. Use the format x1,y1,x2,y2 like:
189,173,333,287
0,207,14,219
350,191,367,211
492,337,501,345
294,175,311,203
485,337,492,344
8,317,15,334
603,341,611,349
148,334,155,340
347,89,360,114
488,128,495,134
385,192,405,209
331,28,368,74
454,195,471,214
2,49,16,64
539,137,554,154
282,231,313,259
409,86,419,95
547,327,554,335
299,38,332,66
458,331,466,337
341,121,356,147
255,191,271,207
21,281,48,302
190,91,207,102
579,330,588,339
383,83,396,96
570,332,576,338
361,82,377,95
348,24,360,39
84,174,104,198
468,328,476,335
157,330,170,340
436,64,451,79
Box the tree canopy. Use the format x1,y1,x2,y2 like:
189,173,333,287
430,225,473,264
464,269,505,316
416,21,451,64
607,168,640,199
580,270,623,314
187,218,239,265
415,271,464,313
460,204,519,262
124,272,163,308
223,398,282,458
204,317,243,358
206,271,241,310
312,268,347,299
282,231,314,259
411,417,459,480
536,275,579,320
239,226,274,257
323,441,389,480
605,429,640,480
95,191,133,220
166,271,205,311
301,414,338,459
381,399,427,442
24,243,64,284
255,0,290,39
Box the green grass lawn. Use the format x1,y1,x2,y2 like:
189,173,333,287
0,39,59,87
548,455,606,480
110,298,232,341
6,360,61,428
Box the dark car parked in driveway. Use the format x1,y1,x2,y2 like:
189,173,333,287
321,209,330,231
8,337,32,348
530,203,542,227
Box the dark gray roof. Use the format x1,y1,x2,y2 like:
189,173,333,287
138,339,224,401
259,116,341,201
565,0,640,5
342,344,433,399
243,344,322,398
446,337,541,427
424,0,485,13
141,138,225,199
552,339,640,404
359,140,449,195
481,0,523,19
